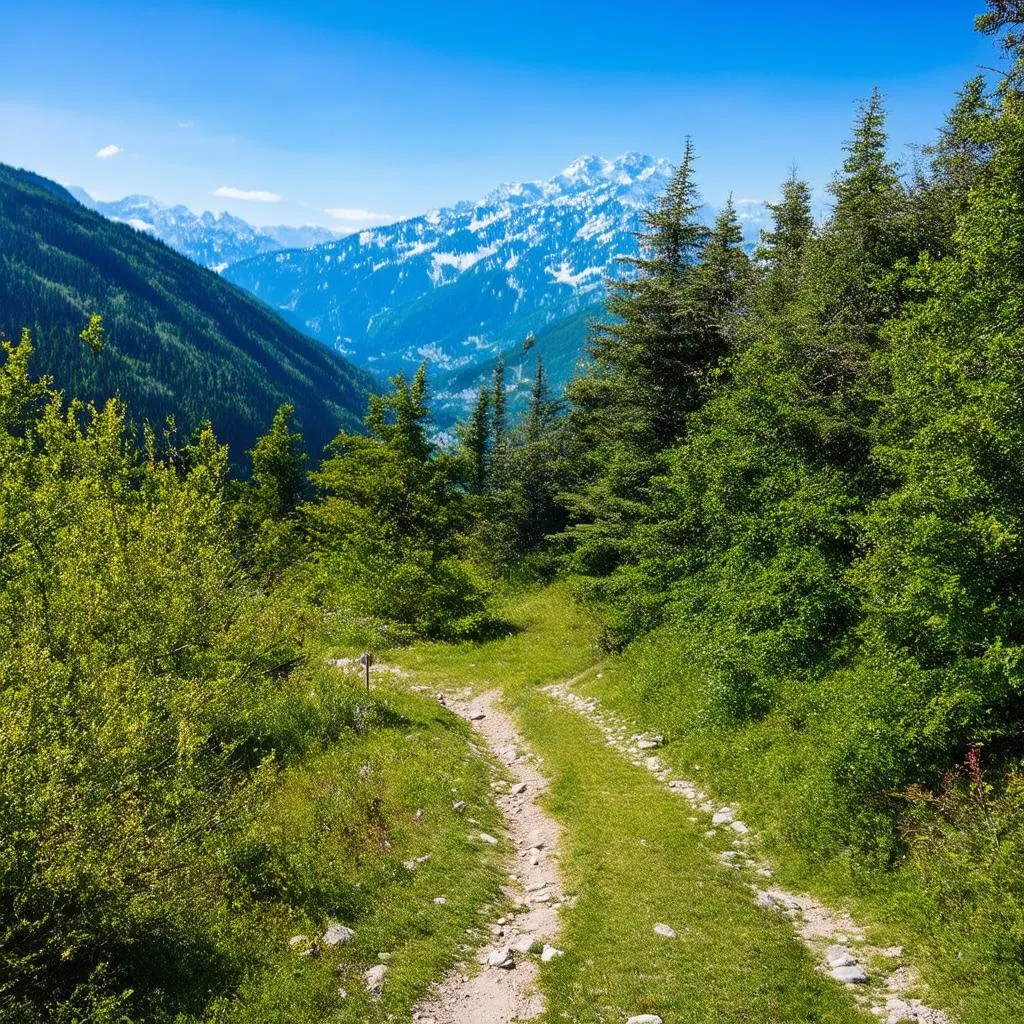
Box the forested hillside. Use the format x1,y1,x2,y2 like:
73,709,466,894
0,164,376,459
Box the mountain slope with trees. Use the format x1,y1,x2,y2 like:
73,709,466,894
0,164,376,459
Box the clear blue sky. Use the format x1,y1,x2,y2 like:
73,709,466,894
0,0,997,229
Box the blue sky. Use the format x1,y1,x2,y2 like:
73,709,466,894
0,0,996,229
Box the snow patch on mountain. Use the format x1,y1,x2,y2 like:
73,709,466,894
70,189,337,270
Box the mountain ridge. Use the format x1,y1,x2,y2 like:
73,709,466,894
0,163,376,462
222,152,771,418
69,187,338,271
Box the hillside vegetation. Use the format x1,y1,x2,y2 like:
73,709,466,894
8,2,1024,1021
0,164,376,460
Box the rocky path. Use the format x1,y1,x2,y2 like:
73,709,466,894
543,678,954,1024
412,689,564,1024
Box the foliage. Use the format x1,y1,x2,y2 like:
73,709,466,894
308,365,491,639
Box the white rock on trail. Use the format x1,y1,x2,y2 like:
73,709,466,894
488,947,515,969
479,832,499,845
712,807,735,825
826,945,856,968
653,923,677,939
830,963,868,985
626,1016,664,1024
541,944,564,962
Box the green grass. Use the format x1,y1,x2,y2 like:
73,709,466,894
576,624,1017,1024
393,582,603,691
215,668,510,1024
392,586,869,1023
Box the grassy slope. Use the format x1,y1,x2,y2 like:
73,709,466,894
394,586,868,1023
576,627,1018,1024
214,665,508,1024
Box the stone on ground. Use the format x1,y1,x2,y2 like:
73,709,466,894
830,963,868,984
653,923,677,939
487,946,514,969
322,922,355,947
364,963,388,995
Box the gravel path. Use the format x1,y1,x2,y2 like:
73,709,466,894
412,689,564,1024
543,678,955,1024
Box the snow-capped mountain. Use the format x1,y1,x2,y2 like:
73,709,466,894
223,153,769,418
68,188,337,271
223,153,671,369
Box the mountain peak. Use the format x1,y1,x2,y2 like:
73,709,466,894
556,152,666,187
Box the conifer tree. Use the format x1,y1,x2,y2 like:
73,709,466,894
561,142,716,597
753,171,815,313
632,97,912,690
457,384,491,495
248,403,307,522
309,364,487,638
854,13,1024,776
515,356,564,555
687,197,751,361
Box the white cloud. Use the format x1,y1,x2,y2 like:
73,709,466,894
177,120,194,129
95,144,122,159
325,206,394,222
213,186,282,203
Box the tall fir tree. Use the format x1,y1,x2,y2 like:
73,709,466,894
457,384,491,496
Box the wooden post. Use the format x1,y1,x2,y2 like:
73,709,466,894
359,652,374,697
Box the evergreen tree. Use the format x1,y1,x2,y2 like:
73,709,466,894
637,96,912,696
457,384,491,495
854,25,1024,780
515,356,564,555
248,403,307,522
560,142,714,599
753,171,815,313
910,77,997,259
491,356,508,448
687,197,751,362
308,364,488,638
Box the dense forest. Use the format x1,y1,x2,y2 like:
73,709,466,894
0,164,377,461
8,1,1024,1021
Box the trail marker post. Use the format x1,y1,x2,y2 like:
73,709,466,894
359,652,374,697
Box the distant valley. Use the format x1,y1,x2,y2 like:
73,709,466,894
75,156,773,422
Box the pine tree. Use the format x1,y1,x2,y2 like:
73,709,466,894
248,403,307,522
309,364,488,638
457,385,491,495
491,356,507,449
912,77,997,258
854,22,1024,778
560,142,716,604
753,171,814,313
687,197,751,361
639,98,912,699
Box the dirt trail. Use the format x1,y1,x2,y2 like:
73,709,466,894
543,678,954,1024
412,689,564,1024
